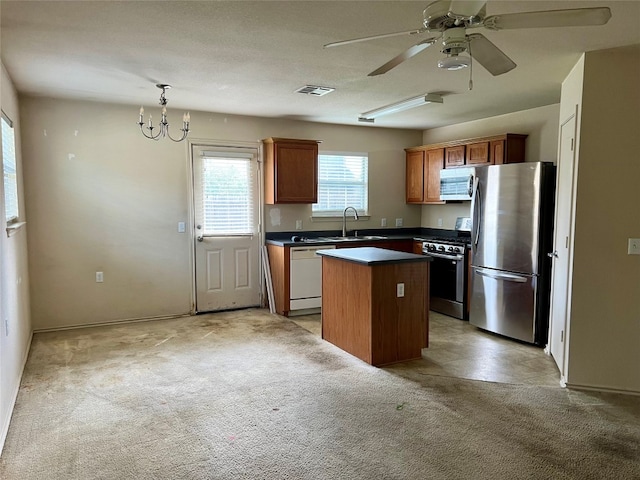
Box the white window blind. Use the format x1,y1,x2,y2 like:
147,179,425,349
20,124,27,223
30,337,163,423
2,112,19,223
313,153,368,215
199,154,255,235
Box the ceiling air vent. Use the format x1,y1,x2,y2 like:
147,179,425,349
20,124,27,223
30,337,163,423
295,85,335,96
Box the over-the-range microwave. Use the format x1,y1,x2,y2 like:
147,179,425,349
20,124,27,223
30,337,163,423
440,167,474,201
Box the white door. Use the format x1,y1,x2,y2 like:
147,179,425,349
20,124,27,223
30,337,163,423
192,144,261,312
548,113,577,380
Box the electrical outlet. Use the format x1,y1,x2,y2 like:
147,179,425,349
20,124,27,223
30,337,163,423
628,238,640,255
295,220,303,230
381,218,387,227
396,283,405,298
96,271,104,283
437,218,443,227
395,218,403,227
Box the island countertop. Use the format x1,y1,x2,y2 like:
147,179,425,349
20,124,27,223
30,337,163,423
316,246,432,266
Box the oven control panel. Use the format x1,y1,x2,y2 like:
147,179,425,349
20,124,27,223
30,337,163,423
422,241,466,259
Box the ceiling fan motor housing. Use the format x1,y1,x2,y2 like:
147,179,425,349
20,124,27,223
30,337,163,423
441,27,467,56
423,0,485,31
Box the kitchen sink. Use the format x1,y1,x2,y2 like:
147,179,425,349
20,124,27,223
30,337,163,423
315,235,387,242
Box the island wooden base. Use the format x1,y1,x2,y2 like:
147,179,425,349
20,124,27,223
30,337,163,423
321,256,429,366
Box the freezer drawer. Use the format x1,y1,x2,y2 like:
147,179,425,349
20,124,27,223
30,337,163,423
469,266,539,344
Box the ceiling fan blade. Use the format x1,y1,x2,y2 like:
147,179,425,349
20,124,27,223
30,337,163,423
368,37,439,76
449,0,486,18
468,33,516,76
324,27,427,48
483,7,611,30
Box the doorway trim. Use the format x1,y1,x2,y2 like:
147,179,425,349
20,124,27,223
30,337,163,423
187,138,264,314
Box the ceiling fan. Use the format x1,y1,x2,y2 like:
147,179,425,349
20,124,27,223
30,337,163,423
324,0,612,77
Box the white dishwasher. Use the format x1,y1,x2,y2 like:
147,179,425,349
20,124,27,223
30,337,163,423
289,245,335,312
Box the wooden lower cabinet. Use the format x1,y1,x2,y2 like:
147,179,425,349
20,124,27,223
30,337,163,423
266,239,416,316
321,256,429,366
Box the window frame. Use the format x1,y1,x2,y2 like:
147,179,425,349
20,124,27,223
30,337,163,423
2,110,20,226
312,151,369,218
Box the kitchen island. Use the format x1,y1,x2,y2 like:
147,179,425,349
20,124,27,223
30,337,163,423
316,247,432,366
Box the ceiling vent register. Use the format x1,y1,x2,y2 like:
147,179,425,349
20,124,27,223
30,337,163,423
295,85,336,96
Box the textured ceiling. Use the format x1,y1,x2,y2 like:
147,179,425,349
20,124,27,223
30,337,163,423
1,1,639,130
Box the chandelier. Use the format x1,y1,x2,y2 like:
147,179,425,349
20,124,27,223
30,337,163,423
138,84,190,142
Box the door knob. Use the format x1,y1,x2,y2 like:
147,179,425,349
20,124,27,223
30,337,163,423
547,251,558,258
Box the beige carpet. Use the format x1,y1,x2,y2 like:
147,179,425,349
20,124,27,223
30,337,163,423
1,308,638,479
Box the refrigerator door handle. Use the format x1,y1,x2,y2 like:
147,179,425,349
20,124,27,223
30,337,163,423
467,174,474,197
475,267,528,283
471,176,481,250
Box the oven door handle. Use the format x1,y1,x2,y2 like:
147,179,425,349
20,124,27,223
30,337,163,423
474,268,528,283
424,251,464,261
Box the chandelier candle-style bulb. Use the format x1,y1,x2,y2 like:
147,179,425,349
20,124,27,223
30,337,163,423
138,84,190,142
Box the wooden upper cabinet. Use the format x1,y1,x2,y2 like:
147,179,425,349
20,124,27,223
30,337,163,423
425,148,445,204
263,137,319,204
491,134,527,165
434,133,527,168
406,151,425,203
466,141,490,165
405,148,444,205
445,145,465,168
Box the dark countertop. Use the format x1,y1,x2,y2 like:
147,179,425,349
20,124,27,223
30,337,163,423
267,234,416,247
316,247,433,266
265,228,470,247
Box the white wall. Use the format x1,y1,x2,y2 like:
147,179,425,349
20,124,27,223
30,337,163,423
0,64,32,453
564,45,640,393
419,104,560,228
19,96,422,330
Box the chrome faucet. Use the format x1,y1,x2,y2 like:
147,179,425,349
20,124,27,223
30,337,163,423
342,206,359,237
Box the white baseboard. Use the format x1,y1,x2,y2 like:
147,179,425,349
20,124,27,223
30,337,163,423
0,330,33,456
33,312,191,333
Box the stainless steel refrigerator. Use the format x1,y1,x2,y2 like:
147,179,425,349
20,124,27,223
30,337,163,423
470,162,556,345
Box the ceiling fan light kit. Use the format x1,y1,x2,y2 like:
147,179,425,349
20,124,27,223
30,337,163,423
359,93,443,122
438,55,470,71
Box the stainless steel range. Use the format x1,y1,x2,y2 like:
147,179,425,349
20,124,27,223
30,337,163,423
422,235,470,320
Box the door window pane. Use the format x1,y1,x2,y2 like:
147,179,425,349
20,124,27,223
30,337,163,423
200,156,255,235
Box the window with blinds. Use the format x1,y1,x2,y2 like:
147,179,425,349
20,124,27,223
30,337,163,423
2,112,19,223
312,153,368,216
199,155,255,235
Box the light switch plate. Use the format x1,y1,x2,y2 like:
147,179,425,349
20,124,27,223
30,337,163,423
628,238,640,255
178,222,186,233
